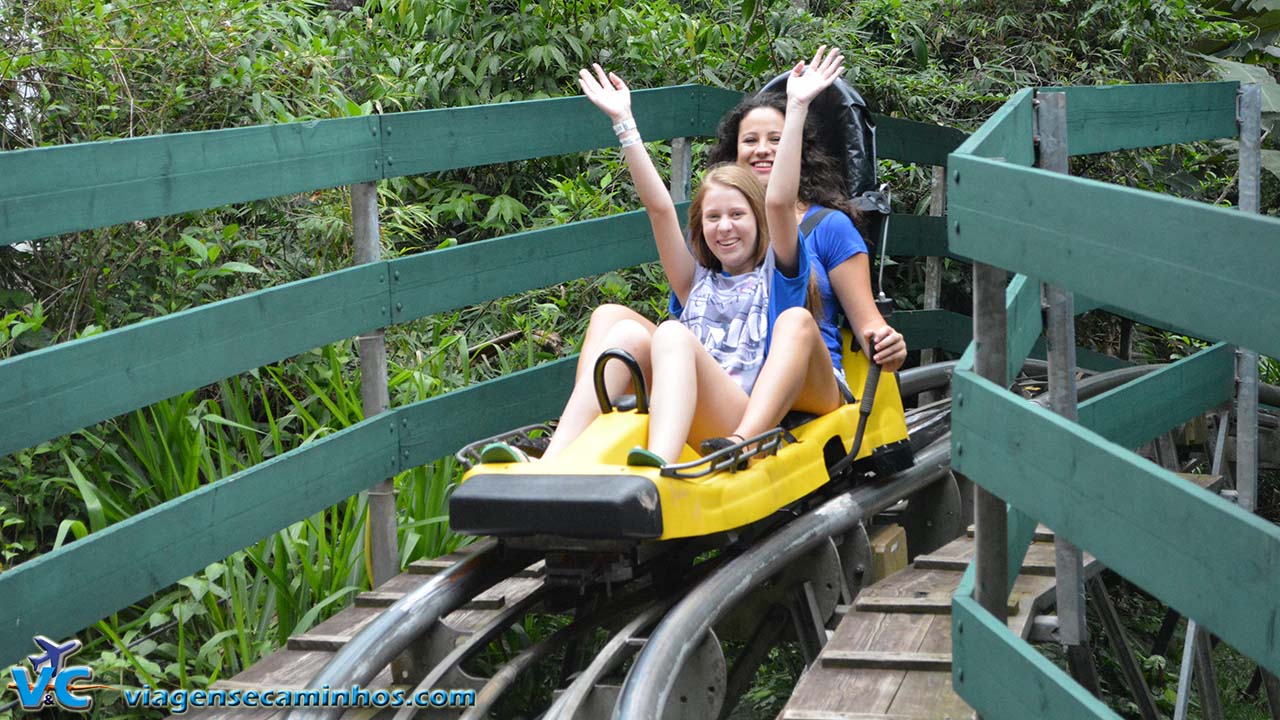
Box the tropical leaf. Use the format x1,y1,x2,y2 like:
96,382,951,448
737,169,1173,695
1199,54,1280,130
1262,148,1280,181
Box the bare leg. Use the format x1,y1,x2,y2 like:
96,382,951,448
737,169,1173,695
570,304,655,381
731,307,840,440
647,320,749,461
543,314,655,459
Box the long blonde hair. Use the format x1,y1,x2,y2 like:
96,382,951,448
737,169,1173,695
687,163,824,319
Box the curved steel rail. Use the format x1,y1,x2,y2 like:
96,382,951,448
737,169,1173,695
286,539,535,720
544,602,674,719
613,360,1210,718
281,357,1280,720
390,584,548,720
458,578,707,720
613,435,953,719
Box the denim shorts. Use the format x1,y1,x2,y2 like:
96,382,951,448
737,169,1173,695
834,367,854,404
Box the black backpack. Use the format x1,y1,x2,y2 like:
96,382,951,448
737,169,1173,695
757,73,892,316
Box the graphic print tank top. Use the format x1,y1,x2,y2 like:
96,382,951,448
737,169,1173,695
679,250,775,394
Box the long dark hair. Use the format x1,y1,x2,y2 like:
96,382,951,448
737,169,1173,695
707,92,867,235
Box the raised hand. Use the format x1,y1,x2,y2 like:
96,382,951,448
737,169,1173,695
785,45,844,108
577,63,632,123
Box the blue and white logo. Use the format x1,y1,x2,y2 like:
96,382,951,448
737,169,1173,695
7,636,99,712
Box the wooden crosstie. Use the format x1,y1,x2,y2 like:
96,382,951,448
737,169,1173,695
176,543,543,719
779,529,1098,720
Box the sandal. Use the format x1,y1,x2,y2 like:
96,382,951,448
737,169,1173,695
479,442,530,464
699,433,745,456
626,446,666,468
699,434,748,471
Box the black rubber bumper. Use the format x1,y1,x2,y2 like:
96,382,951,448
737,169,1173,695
449,473,664,539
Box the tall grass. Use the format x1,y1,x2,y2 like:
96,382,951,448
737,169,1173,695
14,330,505,714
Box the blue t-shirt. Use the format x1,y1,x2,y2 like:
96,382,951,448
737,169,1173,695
800,205,868,371
668,239,812,374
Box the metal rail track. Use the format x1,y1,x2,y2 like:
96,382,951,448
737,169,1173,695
293,360,1241,719
288,540,539,720
286,364,958,719
613,434,954,719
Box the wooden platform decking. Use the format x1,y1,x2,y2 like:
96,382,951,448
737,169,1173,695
177,542,543,719
778,530,1098,720
177,471,1219,719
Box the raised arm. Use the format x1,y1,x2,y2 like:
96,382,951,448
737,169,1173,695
578,64,695,301
765,47,844,275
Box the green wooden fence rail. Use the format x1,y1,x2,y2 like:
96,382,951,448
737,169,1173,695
1,86,735,245
947,81,1280,719
0,84,968,667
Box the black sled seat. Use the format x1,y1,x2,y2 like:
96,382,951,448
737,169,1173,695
449,472,664,540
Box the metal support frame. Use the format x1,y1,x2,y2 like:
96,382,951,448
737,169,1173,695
1238,78,1273,720
1171,621,1225,720
1172,620,1202,720
1193,624,1225,720
971,259,1008,626
1237,84,1261,514
900,471,964,557
718,605,789,720
920,165,946,393
670,137,692,203
1161,426,1224,720
791,580,829,665
1088,576,1161,720
351,181,398,588
1037,90,1101,695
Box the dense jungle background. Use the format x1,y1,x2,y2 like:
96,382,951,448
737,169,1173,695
2,0,1279,717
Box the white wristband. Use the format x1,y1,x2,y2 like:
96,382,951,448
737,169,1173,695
612,117,637,136
619,133,643,148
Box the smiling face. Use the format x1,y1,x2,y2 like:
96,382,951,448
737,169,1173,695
735,107,785,187
699,181,759,276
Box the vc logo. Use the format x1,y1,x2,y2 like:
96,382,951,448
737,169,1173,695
6,636,105,712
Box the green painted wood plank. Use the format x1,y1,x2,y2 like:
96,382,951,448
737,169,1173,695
389,207,683,322
1094,303,1207,344
0,414,400,668
695,86,748,130
875,115,969,167
0,117,381,246
885,214,962,259
953,504,1042,602
952,369,1280,675
399,358,576,468
900,306,1128,372
896,309,971,354
0,264,389,458
1074,294,1106,315
1005,508,1040,594
951,89,1035,165
1006,274,1043,384
1027,337,1133,373
948,156,1280,359
382,86,734,176
952,595,1119,720
1077,343,1234,449
1044,82,1240,156
956,269,1040,374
